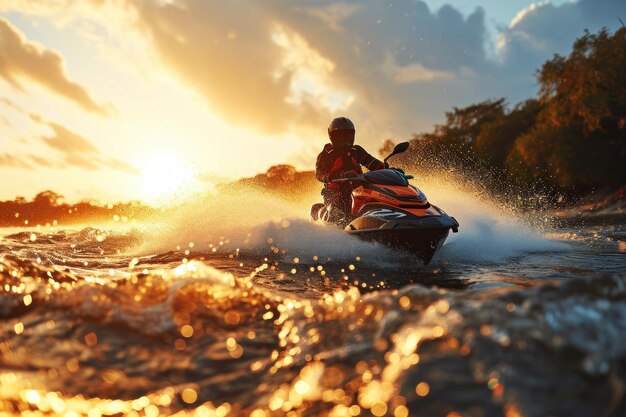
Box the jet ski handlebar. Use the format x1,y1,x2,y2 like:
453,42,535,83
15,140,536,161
331,176,365,184
331,142,412,184
331,169,414,184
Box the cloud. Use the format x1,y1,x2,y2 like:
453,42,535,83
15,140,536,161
64,153,100,170
99,157,140,175
498,0,626,76
3,0,482,137
0,1,493,139
0,153,33,168
0,17,108,115
124,0,626,140
271,25,354,112
0,99,139,175
268,1,490,134
382,54,454,83
125,1,307,134
28,154,56,168
306,3,363,32
113,0,492,139
2,0,625,145
30,115,99,154
27,113,139,173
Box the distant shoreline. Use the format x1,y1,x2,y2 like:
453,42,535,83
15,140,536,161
1,167,622,228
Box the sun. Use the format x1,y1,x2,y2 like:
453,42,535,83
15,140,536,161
138,153,195,204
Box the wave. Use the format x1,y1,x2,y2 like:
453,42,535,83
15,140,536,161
128,172,570,267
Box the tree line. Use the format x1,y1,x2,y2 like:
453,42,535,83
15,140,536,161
0,190,157,227
384,27,625,201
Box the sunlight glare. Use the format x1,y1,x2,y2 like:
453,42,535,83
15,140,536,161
139,153,194,204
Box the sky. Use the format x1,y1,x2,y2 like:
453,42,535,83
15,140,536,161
1,0,624,204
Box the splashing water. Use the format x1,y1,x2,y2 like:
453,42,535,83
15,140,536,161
142,176,566,267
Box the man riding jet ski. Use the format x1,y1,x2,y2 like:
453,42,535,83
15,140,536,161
314,117,385,225
311,117,459,264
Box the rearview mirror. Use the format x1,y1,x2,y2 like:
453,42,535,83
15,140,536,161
384,141,410,164
392,142,409,154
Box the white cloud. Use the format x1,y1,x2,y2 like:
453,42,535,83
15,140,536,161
0,17,108,114
509,1,550,28
272,25,354,112
382,54,454,83
307,3,363,32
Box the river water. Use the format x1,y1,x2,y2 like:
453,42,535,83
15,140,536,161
1,182,625,417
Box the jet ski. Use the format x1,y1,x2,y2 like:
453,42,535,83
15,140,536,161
311,142,459,264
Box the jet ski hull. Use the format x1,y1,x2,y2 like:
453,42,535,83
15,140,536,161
347,227,449,264
345,207,459,264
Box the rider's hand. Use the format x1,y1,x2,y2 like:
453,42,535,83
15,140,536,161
328,171,342,181
390,167,405,174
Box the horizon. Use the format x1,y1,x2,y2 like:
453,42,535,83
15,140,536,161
0,163,318,206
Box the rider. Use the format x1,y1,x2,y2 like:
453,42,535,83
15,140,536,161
315,117,384,221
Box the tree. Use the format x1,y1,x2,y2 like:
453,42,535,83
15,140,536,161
392,27,624,194
476,99,543,170
538,28,626,135
33,191,65,206
410,98,506,168
266,165,296,182
510,27,626,187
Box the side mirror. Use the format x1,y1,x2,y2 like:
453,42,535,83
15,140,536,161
384,141,410,165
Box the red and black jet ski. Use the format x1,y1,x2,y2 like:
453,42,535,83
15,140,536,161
311,142,459,264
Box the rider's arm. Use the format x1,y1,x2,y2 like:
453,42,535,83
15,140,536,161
353,145,384,171
315,144,334,183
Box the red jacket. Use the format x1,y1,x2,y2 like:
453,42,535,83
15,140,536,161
315,144,384,185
